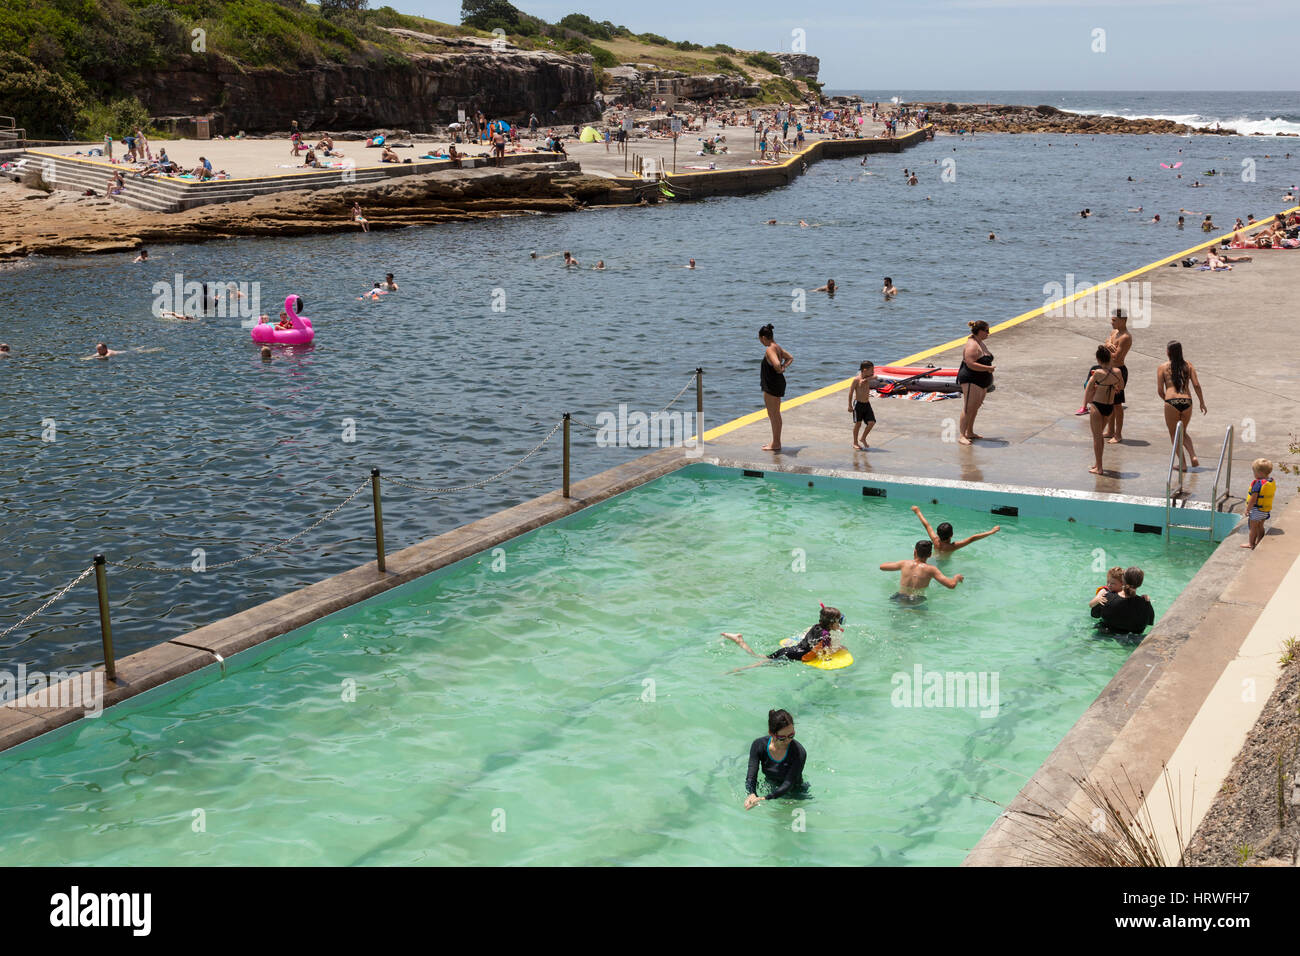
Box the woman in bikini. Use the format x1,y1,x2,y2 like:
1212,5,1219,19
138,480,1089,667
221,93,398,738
1157,340,1207,468
1084,345,1124,476
758,323,793,452
956,320,995,444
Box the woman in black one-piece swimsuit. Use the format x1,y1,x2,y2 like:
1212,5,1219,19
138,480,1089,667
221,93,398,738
957,320,995,444
758,323,793,451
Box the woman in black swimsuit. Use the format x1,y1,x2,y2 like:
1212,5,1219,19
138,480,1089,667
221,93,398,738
1084,344,1124,476
956,320,995,444
1156,339,1207,468
758,323,793,452
743,709,808,809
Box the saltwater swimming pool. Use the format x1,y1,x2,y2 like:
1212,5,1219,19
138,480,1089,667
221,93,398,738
0,466,1213,865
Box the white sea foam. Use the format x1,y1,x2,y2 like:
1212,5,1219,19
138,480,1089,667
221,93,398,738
1064,108,1300,136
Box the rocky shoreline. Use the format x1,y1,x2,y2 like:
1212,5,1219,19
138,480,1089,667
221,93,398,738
908,102,1243,136
0,163,644,261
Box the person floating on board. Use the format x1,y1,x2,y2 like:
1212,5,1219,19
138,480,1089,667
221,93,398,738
879,540,963,604
911,506,1000,555
743,709,808,809
720,605,844,672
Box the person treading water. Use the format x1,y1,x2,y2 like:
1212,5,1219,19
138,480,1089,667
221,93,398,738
721,605,844,672
743,709,808,809
911,506,1000,554
879,540,963,604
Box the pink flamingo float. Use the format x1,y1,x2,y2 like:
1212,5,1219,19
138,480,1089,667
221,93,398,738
252,294,315,345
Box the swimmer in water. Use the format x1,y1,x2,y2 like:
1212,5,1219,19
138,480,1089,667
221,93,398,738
799,220,809,228
86,342,123,359
359,283,387,301
133,250,149,263
594,260,606,270
260,345,273,360
743,708,807,809
563,250,580,268
988,233,996,240
812,279,836,295
158,310,199,321
687,258,696,269
383,273,399,291
881,277,897,298
0,343,11,356
911,506,1000,555
720,605,845,673
879,540,963,604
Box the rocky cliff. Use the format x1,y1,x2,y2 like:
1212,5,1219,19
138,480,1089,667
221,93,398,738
772,53,820,81
123,34,599,135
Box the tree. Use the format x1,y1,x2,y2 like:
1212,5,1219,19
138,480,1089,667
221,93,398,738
461,0,522,30
0,52,82,138
320,0,369,18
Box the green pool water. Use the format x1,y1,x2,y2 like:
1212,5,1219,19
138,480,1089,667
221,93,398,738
0,468,1212,866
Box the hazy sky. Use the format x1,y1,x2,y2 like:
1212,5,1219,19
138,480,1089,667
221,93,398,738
404,0,1292,90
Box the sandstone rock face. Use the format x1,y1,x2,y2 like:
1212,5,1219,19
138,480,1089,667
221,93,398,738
124,49,600,135
603,67,758,103
772,53,820,80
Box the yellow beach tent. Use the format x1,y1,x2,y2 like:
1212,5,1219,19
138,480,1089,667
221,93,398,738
579,126,602,143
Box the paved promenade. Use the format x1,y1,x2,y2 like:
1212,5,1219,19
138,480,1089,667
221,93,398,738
707,245,1300,511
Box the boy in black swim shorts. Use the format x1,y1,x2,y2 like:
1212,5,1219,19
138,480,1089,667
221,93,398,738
848,360,877,450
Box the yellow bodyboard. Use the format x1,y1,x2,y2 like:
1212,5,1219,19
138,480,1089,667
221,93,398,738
780,638,854,670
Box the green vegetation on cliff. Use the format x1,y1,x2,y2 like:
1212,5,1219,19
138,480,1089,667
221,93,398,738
0,0,499,138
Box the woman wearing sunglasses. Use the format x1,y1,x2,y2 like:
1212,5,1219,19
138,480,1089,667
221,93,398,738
744,709,807,809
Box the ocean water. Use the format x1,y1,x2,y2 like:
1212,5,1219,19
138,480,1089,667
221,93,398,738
0,470,1212,866
833,90,1300,137
2,118,1298,673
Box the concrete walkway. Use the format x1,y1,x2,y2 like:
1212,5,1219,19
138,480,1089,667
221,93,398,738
708,247,1300,510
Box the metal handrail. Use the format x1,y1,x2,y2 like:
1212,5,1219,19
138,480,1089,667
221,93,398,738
1209,424,1235,538
1164,420,1186,535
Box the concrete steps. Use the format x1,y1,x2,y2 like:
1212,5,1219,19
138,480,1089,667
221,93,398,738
4,150,561,213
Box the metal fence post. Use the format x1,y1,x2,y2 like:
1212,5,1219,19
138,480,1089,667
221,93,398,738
93,554,116,683
563,414,571,498
371,468,386,573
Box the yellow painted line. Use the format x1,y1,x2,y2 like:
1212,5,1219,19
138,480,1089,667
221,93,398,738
703,203,1300,443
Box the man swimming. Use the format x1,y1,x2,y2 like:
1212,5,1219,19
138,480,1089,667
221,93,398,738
911,506,1000,554
86,342,122,359
879,540,963,603
382,273,399,291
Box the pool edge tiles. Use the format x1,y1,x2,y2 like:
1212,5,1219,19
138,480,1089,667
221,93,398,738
694,460,1239,539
